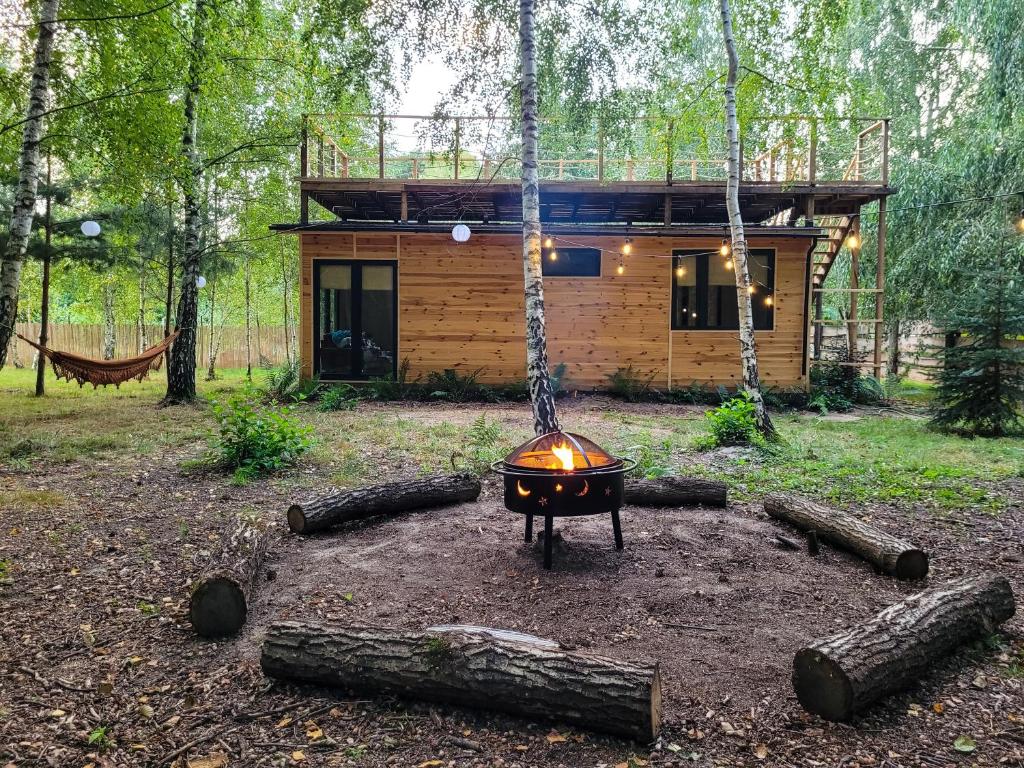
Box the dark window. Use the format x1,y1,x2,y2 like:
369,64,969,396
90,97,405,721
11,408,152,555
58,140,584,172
541,247,601,277
671,249,775,330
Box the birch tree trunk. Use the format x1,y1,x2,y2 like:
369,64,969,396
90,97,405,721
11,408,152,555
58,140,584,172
205,279,217,380
137,260,148,354
102,282,116,360
163,0,208,404
164,201,174,369
519,0,560,436
719,0,776,439
35,153,52,396
244,252,253,379
0,0,60,370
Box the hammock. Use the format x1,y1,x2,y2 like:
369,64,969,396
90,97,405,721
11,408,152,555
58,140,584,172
17,331,179,388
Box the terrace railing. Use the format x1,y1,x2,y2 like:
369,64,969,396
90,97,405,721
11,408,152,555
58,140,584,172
300,113,890,187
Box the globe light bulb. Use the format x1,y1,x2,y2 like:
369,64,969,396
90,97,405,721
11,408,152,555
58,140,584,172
765,295,774,306
549,251,558,261
725,259,733,270
847,232,860,249
720,239,730,256
675,265,685,277
544,237,553,248
748,284,755,294
617,264,625,275
623,239,632,255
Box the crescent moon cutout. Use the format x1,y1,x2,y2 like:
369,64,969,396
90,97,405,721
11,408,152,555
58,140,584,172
516,480,531,497
575,480,589,497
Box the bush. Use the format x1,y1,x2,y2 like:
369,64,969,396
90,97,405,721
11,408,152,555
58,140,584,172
318,383,360,411
366,358,422,401
621,432,673,478
809,347,883,413
606,365,657,402
263,361,319,403
208,390,314,482
459,414,506,473
425,367,490,402
703,392,759,447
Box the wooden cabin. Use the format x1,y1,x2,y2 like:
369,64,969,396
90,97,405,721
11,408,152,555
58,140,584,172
276,114,895,391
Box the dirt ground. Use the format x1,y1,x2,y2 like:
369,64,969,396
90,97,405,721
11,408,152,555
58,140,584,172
1,400,1022,768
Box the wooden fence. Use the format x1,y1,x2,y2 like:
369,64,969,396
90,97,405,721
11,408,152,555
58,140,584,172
9,323,293,371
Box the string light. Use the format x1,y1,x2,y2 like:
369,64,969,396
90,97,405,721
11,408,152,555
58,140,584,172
719,238,730,256
725,259,733,270
617,263,625,275
846,232,860,249
1018,209,1024,232
623,238,633,256
675,265,685,277
549,250,558,261
765,296,773,307
748,284,755,294
544,237,553,248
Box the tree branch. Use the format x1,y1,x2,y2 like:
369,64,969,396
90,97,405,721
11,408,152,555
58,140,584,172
0,85,170,137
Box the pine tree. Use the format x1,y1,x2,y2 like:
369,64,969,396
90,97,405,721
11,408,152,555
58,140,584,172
930,251,1024,437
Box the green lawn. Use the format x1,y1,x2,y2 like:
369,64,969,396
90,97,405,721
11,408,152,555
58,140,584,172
2,366,1021,513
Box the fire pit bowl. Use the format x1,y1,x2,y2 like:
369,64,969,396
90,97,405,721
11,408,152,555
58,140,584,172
491,431,636,569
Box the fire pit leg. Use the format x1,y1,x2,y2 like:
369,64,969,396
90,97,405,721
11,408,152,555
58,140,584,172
611,510,623,550
543,516,554,569
524,514,534,543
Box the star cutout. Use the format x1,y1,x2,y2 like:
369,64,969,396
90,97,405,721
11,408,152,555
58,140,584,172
538,497,548,507
604,487,612,496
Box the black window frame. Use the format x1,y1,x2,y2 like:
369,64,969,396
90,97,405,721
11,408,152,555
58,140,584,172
540,246,602,277
670,248,775,331
312,259,399,380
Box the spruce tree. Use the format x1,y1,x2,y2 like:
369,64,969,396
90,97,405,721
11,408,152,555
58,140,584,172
930,249,1024,437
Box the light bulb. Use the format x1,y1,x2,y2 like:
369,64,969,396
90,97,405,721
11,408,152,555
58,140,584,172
623,239,632,255
544,237,553,248
765,296,773,306
847,232,860,249
725,259,733,270
691,312,697,318
748,284,755,294
617,264,625,275
1018,210,1024,232
550,251,558,261
720,239,730,256
675,266,685,277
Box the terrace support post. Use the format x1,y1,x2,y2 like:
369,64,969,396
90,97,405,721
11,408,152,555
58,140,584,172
873,198,888,379
454,117,461,180
808,119,817,184
299,114,308,177
597,121,605,183
847,216,861,360
813,292,823,360
378,115,385,179
317,134,324,177
400,190,408,223
666,119,674,185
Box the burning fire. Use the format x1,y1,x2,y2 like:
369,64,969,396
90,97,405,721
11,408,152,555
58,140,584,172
551,442,575,471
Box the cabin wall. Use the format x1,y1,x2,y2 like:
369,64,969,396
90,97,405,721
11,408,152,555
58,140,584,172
300,232,813,389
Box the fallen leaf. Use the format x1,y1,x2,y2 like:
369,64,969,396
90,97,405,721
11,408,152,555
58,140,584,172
304,721,323,741
514,744,529,752
276,716,293,728
127,656,144,666
971,674,987,689
753,743,769,759
546,731,567,744
291,751,305,763
665,743,683,753
138,704,154,719
932,702,945,714
953,735,976,753
187,755,227,768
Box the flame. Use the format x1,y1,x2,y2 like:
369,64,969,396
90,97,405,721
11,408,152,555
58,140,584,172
516,480,531,497
551,442,575,471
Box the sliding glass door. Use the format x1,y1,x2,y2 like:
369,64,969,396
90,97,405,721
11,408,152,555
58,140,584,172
314,261,397,379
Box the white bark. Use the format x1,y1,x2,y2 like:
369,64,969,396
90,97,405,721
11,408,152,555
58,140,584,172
0,0,60,369
102,282,116,360
720,0,776,439
137,259,148,353
244,252,252,379
164,0,207,403
519,0,560,435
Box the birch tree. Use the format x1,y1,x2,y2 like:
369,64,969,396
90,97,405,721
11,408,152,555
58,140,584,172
163,0,209,404
719,0,776,439
519,0,560,435
0,0,60,370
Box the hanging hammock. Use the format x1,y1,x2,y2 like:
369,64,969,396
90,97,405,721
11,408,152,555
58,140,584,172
16,331,179,388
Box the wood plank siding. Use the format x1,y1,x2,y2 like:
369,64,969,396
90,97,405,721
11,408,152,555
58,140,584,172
300,231,816,390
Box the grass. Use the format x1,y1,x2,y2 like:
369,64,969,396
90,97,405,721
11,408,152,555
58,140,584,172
2,365,1021,513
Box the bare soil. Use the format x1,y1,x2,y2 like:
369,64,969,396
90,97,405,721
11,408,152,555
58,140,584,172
1,401,1022,768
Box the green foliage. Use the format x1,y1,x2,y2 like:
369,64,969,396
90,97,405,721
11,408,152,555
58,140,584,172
0,559,11,584
460,414,506,473
930,258,1024,437
366,358,421,400
425,368,488,402
622,432,674,478
318,383,360,412
208,390,314,483
661,383,729,405
262,363,319,403
703,392,759,447
810,353,884,414
606,365,657,402
87,726,114,751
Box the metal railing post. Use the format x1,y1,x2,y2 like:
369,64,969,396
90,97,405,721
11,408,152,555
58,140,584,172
666,119,674,185
808,118,817,183
453,117,461,180
377,115,385,179
299,114,308,177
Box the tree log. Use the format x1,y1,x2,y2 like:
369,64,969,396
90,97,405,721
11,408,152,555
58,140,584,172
261,621,662,741
189,515,272,638
763,493,928,579
793,573,1016,722
624,476,727,507
288,472,481,534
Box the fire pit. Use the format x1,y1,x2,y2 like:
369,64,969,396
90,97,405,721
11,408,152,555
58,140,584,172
492,431,636,569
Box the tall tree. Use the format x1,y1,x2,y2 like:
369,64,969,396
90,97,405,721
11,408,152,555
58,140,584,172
720,0,775,439
163,0,209,404
519,0,560,435
0,0,59,369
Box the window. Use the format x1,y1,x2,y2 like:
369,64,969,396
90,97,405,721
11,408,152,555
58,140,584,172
541,247,601,277
671,249,775,330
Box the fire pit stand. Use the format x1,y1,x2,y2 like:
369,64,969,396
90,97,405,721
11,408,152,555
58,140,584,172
491,432,636,569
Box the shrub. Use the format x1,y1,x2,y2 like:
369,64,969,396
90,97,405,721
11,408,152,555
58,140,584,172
263,361,319,403
318,383,360,411
425,367,490,401
367,358,422,400
460,414,506,473
606,365,657,402
809,346,883,413
703,392,759,447
208,390,314,482
621,432,673,478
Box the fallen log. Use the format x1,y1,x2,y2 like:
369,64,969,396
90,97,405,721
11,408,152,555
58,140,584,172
261,621,662,741
288,472,481,534
189,515,272,638
763,493,928,579
624,476,727,507
793,573,1015,722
